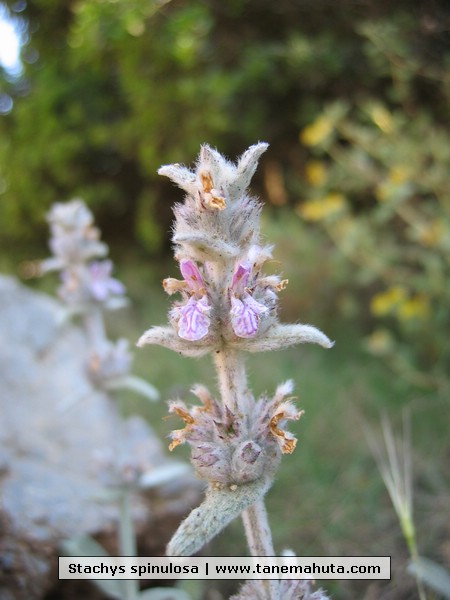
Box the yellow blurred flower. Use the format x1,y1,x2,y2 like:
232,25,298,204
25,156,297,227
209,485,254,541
418,219,447,248
372,288,430,321
369,105,394,134
388,165,409,185
371,286,407,316
375,181,390,202
297,192,345,221
305,160,327,186
375,166,410,202
397,295,430,321
300,115,334,146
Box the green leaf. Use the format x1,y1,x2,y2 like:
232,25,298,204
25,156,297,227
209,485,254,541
60,535,122,599
408,556,450,599
104,375,160,402
139,462,191,490
139,587,192,600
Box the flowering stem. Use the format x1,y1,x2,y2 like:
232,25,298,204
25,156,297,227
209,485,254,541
115,393,139,600
119,487,139,600
405,523,427,600
241,499,275,556
242,500,279,600
141,145,334,599
83,308,108,354
213,347,248,413
214,347,279,599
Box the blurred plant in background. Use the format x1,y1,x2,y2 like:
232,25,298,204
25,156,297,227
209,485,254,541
40,199,192,600
42,198,159,401
297,16,450,389
1,0,448,260
366,412,450,600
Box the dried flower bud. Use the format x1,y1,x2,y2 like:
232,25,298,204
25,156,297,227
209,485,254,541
231,441,265,483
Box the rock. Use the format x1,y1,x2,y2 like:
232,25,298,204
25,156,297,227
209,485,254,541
0,276,201,600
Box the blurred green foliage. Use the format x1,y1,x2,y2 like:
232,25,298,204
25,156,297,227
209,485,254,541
1,0,447,246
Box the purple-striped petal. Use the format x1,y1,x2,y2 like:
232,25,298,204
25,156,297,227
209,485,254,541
176,296,211,341
230,294,268,338
88,260,126,301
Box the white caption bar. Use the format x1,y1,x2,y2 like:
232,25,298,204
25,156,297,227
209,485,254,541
59,556,390,580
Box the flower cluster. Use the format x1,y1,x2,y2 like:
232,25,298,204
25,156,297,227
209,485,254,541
164,254,285,343
168,380,301,487
138,144,332,357
42,199,126,311
42,199,158,402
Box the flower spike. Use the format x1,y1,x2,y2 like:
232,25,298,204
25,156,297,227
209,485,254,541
138,142,333,600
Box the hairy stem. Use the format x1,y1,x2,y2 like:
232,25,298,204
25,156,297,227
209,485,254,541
214,347,278,599
241,500,275,556
242,501,279,600
213,347,248,412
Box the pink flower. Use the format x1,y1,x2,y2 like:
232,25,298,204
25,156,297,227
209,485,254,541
88,260,126,302
170,260,211,341
229,263,268,338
